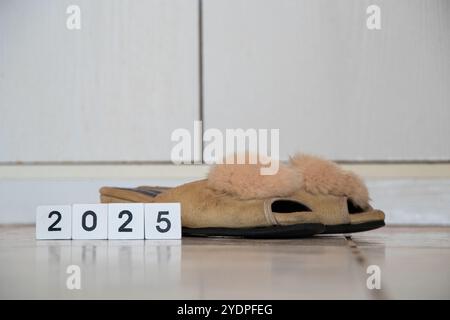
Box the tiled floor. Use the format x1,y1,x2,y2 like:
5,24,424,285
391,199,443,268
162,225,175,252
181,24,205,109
0,225,449,299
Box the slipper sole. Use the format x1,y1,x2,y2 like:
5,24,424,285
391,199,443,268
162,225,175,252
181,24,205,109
322,220,385,234
182,223,325,239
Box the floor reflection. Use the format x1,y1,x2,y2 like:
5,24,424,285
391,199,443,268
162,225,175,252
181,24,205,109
1,226,448,299
33,240,182,298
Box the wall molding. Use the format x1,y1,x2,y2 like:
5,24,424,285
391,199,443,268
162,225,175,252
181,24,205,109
1,163,450,179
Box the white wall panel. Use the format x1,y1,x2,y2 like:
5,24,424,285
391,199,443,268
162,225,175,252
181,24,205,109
203,0,450,160
0,0,199,162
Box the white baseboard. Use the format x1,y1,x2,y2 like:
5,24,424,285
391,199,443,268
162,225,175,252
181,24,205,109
368,178,450,225
0,164,449,225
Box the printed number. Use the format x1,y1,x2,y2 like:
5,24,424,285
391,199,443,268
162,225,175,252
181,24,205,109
48,211,62,231
82,210,97,231
156,211,171,233
118,210,133,232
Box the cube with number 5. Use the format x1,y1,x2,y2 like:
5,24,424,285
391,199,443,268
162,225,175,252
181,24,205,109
36,205,72,239
144,203,181,239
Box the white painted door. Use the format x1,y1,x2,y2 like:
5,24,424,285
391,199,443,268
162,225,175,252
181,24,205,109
0,0,199,162
202,0,450,160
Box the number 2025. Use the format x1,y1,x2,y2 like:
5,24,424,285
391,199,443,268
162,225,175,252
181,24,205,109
36,203,181,240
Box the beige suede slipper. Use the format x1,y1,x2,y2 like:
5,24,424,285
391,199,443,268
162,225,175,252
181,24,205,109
100,153,385,236
287,154,385,233
101,181,325,238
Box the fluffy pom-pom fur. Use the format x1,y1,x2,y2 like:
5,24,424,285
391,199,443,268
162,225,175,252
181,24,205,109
207,152,370,207
289,154,370,208
208,154,302,200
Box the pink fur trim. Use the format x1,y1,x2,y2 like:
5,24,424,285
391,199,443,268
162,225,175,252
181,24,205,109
207,152,370,207
289,154,370,208
208,154,302,200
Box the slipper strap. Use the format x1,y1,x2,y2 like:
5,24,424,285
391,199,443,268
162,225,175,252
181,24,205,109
263,199,280,226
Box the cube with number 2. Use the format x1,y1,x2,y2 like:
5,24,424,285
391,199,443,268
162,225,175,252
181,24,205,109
144,203,181,239
36,205,72,239
108,203,144,239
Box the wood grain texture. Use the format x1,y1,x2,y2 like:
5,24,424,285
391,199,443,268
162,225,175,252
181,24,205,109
202,0,450,160
0,0,199,161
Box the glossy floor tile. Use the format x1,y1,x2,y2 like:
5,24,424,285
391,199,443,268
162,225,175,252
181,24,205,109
0,225,449,299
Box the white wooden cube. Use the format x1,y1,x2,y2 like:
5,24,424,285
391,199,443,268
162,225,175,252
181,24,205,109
72,204,108,239
144,203,181,239
108,203,144,239
36,205,72,239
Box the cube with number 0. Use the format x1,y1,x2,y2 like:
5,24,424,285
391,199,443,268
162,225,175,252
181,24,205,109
144,203,181,239
72,204,108,239
36,205,72,239
108,203,144,239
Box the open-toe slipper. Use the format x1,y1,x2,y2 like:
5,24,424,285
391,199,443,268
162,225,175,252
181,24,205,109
100,153,385,236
